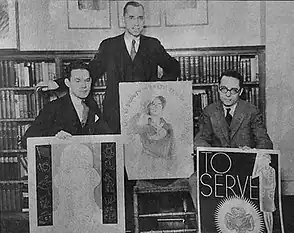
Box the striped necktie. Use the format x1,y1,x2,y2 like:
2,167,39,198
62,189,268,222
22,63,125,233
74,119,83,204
130,39,136,60
81,100,89,127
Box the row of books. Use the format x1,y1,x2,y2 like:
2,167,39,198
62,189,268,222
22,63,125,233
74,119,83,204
242,87,260,108
0,156,20,181
175,55,259,84
0,60,56,88
0,122,30,150
0,182,28,212
0,54,258,89
192,86,220,115
0,90,45,119
93,73,107,87
93,91,105,112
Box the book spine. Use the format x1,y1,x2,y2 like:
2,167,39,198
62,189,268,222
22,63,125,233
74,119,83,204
0,61,4,88
3,60,9,87
5,90,11,119
8,60,16,87
0,156,4,181
0,183,3,212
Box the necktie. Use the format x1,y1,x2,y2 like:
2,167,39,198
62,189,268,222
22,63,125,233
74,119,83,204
130,39,136,60
81,100,89,127
225,108,232,126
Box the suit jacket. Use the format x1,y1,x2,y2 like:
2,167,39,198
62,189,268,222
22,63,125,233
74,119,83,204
194,99,273,149
22,94,112,148
88,33,180,133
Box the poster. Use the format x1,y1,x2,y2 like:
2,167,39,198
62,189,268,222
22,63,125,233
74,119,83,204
0,0,19,49
197,147,285,233
120,81,194,180
27,135,125,233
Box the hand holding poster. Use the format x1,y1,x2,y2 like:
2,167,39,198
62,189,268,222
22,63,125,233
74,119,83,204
197,147,284,233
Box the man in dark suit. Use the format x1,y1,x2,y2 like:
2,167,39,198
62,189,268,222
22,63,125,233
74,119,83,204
22,62,111,148
89,1,180,133
44,1,180,134
189,69,273,208
35,2,179,230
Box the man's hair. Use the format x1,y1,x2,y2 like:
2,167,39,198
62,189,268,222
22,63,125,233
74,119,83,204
123,1,144,16
219,70,244,88
65,61,90,80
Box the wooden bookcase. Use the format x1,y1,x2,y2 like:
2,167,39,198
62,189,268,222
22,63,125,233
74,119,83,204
0,46,266,232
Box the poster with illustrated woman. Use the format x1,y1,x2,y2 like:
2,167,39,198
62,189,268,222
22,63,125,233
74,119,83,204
120,81,194,180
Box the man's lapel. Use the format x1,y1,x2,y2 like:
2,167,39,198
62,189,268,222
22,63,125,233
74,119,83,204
122,34,132,61
230,100,245,139
118,33,131,81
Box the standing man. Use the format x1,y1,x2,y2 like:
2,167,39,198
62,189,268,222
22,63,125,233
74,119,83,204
88,1,180,133
88,2,179,230
22,62,112,148
189,69,273,208
41,1,180,134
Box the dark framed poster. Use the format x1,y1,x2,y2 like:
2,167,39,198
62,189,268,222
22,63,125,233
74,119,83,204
197,147,284,233
27,135,125,233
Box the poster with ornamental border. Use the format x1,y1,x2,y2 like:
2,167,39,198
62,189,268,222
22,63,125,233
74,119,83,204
197,147,284,233
119,81,194,180
27,135,125,233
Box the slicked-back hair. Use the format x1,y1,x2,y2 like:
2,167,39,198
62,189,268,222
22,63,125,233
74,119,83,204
123,1,144,16
219,70,244,88
65,61,90,81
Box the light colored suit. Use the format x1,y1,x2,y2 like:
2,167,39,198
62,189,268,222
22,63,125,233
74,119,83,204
194,99,273,149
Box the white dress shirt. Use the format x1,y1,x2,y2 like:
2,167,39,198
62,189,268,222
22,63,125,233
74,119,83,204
223,103,237,117
70,93,85,123
124,32,140,56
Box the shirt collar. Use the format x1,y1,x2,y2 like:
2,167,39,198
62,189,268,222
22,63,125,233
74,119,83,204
69,93,83,106
124,32,140,44
223,102,237,116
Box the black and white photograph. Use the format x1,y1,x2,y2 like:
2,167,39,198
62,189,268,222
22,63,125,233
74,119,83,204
0,0,294,233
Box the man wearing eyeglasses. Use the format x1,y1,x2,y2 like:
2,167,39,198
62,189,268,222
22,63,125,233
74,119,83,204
194,69,273,149
188,70,273,209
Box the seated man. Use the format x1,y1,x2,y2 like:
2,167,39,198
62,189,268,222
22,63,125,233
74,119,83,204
22,61,111,148
189,70,273,207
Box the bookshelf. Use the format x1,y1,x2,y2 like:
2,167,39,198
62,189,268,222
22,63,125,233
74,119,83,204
0,46,265,232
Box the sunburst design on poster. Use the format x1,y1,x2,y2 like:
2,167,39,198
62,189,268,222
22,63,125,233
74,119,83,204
214,196,264,233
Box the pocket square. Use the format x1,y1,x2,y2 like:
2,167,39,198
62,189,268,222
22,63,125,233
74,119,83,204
95,115,100,122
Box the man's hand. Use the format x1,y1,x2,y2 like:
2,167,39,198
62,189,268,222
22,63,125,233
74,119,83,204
36,80,59,92
55,130,72,140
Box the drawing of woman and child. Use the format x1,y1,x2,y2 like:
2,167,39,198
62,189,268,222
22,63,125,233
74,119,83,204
128,95,176,178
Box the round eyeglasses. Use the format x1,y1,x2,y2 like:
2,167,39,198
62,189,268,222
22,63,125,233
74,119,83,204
219,86,240,95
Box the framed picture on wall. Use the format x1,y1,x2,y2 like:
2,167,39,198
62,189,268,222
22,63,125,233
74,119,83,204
0,0,19,49
67,0,111,29
164,0,208,27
